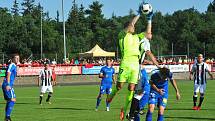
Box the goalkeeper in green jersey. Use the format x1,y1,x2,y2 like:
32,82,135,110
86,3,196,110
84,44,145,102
107,1,154,120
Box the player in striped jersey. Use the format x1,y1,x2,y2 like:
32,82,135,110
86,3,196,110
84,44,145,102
38,64,54,105
190,54,213,110
2,54,20,121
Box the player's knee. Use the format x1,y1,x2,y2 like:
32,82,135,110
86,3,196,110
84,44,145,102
40,94,44,97
149,104,155,113
158,107,165,115
128,84,135,91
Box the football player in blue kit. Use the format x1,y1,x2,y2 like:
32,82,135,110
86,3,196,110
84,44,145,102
2,54,20,121
95,58,115,111
146,67,181,121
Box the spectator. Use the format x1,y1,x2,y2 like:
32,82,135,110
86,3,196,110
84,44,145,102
52,59,57,65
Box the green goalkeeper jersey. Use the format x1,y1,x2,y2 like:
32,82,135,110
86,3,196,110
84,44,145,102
118,30,145,63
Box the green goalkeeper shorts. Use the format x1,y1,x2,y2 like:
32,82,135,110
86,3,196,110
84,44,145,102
118,62,140,84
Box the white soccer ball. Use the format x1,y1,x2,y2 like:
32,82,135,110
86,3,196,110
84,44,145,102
141,3,153,14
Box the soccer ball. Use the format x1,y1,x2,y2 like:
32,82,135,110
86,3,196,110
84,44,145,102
141,3,153,14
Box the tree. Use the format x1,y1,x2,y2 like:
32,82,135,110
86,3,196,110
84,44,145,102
86,1,105,48
21,0,35,16
55,10,59,23
11,0,19,16
207,0,215,13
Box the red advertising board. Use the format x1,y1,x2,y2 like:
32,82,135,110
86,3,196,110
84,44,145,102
17,66,82,76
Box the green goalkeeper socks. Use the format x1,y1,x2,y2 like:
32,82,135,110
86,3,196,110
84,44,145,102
124,90,134,114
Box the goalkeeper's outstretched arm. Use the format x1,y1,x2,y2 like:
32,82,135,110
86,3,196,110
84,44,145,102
145,11,153,40
130,15,140,27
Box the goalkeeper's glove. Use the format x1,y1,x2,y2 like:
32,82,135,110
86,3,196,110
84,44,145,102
137,4,142,15
137,0,146,15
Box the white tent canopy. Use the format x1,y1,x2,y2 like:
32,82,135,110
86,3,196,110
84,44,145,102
79,44,115,57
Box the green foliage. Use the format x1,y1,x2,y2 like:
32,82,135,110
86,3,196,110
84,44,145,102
0,1,215,60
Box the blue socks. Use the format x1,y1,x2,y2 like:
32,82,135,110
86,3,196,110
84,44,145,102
5,101,15,118
106,99,110,108
134,114,140,121
146,110,152,121
157,114,164,121
96,97,102,109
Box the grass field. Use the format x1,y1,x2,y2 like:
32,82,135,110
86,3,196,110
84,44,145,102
0,80,215,121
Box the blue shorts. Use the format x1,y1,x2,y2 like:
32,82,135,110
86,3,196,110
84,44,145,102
100,85,112,95
148,91,168,108
2,87,16,100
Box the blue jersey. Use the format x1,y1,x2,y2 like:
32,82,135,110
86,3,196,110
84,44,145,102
100,66,115,86
3,63,17,87
150,69,173,96
141,69,150,94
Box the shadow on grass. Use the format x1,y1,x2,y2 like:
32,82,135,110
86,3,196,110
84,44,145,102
165,116,215,120
166,108,215,111
46,107,91,111
0,102,34,105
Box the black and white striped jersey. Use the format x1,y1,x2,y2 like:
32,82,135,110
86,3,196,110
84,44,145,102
191,62,210,85
139,38,151,64
39,69,53,86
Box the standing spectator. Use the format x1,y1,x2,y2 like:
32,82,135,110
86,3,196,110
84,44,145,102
52,66,57,86
75,58,79,65
52,59,57,65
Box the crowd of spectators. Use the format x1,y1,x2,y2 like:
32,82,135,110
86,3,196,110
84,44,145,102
5,56,214,67
157,57,215,65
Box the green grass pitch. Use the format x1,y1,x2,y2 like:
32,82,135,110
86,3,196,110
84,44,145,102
0,80,215,121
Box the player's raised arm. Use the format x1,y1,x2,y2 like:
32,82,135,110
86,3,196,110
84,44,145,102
145,7,153,40
170,78,181,100
130,15,140,28
125,2,145,32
